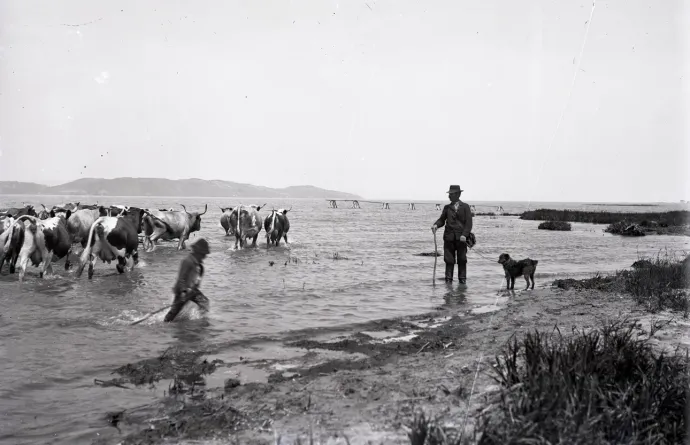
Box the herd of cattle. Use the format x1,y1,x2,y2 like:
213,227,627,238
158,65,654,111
0,202,292,281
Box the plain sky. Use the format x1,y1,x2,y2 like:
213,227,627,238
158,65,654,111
0,0,688,202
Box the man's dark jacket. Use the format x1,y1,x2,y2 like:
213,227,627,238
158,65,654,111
434,201,473,242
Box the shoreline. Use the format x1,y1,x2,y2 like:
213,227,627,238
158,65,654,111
90,279,690,445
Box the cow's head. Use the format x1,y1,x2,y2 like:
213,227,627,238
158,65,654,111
180,204,207,232
57,202,80,212
106,205,128,217
50,209,72,221
37,204,50,220
50,207,72,220
120,207,146,234
280,206,292,216
13,205,37,218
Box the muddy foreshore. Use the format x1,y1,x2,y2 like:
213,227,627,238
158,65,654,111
90,284,690,445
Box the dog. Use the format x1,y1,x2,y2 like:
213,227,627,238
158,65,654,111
497,253,539,290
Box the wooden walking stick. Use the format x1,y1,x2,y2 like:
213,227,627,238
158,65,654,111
433,230,438,285
130,305,171,326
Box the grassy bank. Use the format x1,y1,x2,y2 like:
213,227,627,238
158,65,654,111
475,212,521,217
520,208,690,226
554,252,689,315
475,319,688,445
409,319,688,445
408,253,689,445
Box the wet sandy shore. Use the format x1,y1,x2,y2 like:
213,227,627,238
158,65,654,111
91,285,690,445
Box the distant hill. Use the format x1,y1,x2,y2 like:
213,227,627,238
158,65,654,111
0,181,50,195
0,178,363,199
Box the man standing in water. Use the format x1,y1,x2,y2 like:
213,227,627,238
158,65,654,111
164,238,211,322
431,185,473,284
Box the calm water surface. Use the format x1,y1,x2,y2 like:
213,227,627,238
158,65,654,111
0,196,688,444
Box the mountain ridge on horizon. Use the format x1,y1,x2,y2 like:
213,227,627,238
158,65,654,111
0,178,680,204
0,177,363,199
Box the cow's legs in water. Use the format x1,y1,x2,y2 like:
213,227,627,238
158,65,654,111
17,255,30,282
88,254,97,279
40,261,54,279
116,255,127,273
147,227,167,252
39,247,54,278
65,245,72,270
178,231,189,250
9,246,21,274
251,234,258,247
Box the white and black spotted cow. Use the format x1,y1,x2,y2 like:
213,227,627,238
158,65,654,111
141,204,207,252
75,209,143,279
264,207,291,247
4,213,72,281
0,216,20,273
61,206,113,270
228,204,265,249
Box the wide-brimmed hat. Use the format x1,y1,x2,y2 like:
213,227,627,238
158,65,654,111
191,238,210,255
446,185,464,194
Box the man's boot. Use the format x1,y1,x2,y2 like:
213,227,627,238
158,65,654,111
457,262,467,284
444,263,454,282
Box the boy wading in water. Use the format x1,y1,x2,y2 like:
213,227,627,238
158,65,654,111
164,238,211,322
431,185,473,284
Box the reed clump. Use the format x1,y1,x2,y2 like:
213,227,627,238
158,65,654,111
623,252,689,314
537,220,572,231
520,209,690,226
405,320,688,445
604,221,646,236
473,318,688,445
553,252,689,315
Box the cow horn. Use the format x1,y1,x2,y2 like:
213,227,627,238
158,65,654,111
200,204,208,215
180,204,189,214
41,204,47,211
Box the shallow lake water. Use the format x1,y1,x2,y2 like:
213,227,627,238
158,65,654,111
0,196,687,444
